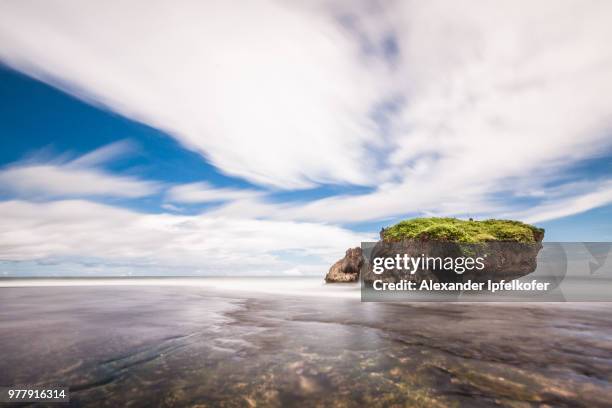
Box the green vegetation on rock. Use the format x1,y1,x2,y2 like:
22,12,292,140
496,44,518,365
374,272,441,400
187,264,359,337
382,217,544,243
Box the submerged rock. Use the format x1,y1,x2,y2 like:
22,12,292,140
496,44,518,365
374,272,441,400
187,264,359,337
325,247,364,283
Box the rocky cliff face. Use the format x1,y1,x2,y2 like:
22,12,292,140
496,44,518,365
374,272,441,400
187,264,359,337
325,247,363,283
326,223,544,284
361,239,544,285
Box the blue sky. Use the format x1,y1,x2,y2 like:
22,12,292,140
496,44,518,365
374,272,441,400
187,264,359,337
0,65,257,213
1,1,612,276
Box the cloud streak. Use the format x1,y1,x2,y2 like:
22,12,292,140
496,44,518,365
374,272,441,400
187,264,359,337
0,141,161,199
0,199,372,275
0,0,387,189
166,182,262,204
1,1,612,275
512,180,612,224
1,0,611,225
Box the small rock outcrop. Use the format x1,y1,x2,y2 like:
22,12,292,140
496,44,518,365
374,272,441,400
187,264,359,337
326,218,545,285
325,247,364,283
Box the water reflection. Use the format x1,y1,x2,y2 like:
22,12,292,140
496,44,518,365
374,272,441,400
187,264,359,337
1,281,611,407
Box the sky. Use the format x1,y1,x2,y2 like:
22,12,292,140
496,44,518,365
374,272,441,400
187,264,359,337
1,0,612,276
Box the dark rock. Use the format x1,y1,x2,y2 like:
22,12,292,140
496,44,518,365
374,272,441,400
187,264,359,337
362,237,544,285
462,241,543,283
325,247,363,283
328,218,545,285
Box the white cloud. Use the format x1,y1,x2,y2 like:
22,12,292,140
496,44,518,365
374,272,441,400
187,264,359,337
0,200,372,275
511,180,612,223
0,0,387,189
0,0,611,227
0,165,160,199
160,203,184,212
0,142,161,199
166,182,261,204
201,0,612,224
281,267,304,276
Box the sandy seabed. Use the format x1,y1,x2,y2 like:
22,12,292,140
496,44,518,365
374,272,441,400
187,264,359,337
1,277,611,407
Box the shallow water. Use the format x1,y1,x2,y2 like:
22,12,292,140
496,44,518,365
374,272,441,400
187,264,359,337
1,278,611,407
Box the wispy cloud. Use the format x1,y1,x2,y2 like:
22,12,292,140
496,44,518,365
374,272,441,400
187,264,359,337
510,180,612,223
166,182,262,204
0,199,372,275
0,1,611,277
0,0,387,189
1,0,611,225
0,141,161,199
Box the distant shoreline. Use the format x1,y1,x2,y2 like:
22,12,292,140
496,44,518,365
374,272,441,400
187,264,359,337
0,276,361,299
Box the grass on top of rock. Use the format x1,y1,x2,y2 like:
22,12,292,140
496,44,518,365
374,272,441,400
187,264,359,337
382,218,544,243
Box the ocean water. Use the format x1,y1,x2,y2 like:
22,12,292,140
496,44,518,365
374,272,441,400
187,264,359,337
1,277,611,407
0,276,360,298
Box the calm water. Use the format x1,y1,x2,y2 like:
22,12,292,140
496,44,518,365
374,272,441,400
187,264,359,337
1,278,611,407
